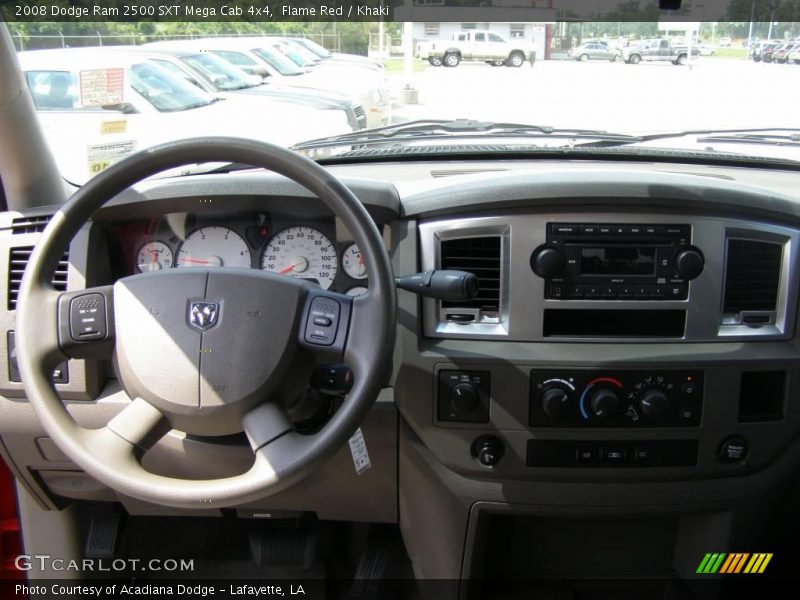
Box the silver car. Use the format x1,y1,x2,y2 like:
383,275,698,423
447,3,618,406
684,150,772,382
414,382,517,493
569,42,621,62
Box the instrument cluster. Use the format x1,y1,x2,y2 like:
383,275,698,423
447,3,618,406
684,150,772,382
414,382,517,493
112,211,369,296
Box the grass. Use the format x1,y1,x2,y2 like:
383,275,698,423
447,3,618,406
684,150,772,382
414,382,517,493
382,58,426,73
705,47,748,59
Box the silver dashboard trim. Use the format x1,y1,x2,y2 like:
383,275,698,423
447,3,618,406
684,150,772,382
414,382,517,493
419,212,799,342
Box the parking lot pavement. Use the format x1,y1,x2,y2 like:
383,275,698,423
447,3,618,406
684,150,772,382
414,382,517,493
388,59,800,133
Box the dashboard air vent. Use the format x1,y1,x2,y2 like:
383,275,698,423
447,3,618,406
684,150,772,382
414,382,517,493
440,236,501,312
11,215,51,234
7,246,68,310
722,239,782,317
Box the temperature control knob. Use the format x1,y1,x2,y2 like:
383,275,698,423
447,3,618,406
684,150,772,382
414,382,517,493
639,389,670,419
450,383,480,414
674,246,705,280
541,387,572,419
530,245,565,278
589,388,621,419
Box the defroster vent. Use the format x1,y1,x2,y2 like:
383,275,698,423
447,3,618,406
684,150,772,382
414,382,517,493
723,239,783,316
7,246,68,310
440,236,501,312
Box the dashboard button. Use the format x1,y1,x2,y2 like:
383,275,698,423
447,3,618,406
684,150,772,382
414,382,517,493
552,224,577,234
312,316,332,327
569,285,584,298
668,285,685,299
718,436,748,463
575,447,597,463
601,286,616,298
633,447,654,463
651,286,667,298
580,224,597,235
550,285,564,299
634,286,649,298
617,286,633,298
598,225,613,234
601,447,627,464
585,286,601,298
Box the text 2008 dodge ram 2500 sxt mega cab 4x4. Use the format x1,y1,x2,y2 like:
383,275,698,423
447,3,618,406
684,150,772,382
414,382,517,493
415,30,536,68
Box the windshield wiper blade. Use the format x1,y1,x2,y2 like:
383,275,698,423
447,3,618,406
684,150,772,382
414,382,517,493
696,133,800,148
291,119,642,151
637,127,800,143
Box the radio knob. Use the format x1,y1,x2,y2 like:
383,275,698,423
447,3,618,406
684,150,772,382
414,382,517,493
639,389,670,419
589,388,621,419
530,245,565,278
674,246,705,280
540,387,572,419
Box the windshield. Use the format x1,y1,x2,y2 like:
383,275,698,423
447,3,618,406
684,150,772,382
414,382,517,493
181,53,258,91
7,14,800,186
293,38,332,59
274,41,318,67
130,62,213,112
250,45,306,76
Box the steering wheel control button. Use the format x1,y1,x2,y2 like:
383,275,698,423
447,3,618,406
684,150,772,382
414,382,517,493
69,293,107,341
473,435,504,467
600,447,627,464
304,297,340,346
575,447,597,463
438,370,490,423
718,436,749,463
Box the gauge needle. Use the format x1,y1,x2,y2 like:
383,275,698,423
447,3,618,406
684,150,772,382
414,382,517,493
179,257,211,264
279,263,299,274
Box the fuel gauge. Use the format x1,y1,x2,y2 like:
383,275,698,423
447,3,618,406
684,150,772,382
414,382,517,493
342,243,367,280
137,241,174,272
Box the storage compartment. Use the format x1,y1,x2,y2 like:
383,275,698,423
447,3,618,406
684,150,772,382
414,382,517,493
543,309,686,338
739,371,785,422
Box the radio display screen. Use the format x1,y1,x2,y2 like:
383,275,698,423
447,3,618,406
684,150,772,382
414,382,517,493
580,246,657,276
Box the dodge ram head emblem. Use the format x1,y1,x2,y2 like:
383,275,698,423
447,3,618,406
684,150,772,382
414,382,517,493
188,302,219,331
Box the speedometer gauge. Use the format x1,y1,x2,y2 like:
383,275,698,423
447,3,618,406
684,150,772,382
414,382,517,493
261,226,337,290
176,227,251,268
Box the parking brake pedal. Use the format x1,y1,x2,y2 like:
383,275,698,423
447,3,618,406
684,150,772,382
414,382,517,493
85,512,122,558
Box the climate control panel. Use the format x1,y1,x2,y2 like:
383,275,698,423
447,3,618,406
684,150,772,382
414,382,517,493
530,370,702,427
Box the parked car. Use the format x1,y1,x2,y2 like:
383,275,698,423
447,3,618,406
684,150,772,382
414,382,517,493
568,42,621,62
623,38,700,65
788,46,800,64
752,40,780,62
147,38,391,128
697,43,715,56
415,29,536,68
286,37,383,71
17,49,349,183
116,47,366,131
719,36,732,46
772,42,799,64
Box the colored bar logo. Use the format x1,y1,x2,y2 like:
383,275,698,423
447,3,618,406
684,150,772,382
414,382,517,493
697,553,773,574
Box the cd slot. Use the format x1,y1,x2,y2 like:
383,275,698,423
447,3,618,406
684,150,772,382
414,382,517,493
543,309,686,338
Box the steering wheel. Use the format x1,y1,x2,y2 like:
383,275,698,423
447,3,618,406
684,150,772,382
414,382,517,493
16,138,396,508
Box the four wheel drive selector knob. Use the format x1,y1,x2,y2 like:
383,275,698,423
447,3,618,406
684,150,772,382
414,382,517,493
530,245,565,278
674,246,705,280
589,388,621,419
449,382,481,414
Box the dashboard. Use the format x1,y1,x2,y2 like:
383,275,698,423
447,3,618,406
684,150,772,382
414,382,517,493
109,211,370,297
3,159,800,579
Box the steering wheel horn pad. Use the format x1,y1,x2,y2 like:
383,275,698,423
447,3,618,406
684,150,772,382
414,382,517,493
15,138,396,508
114,268,311,436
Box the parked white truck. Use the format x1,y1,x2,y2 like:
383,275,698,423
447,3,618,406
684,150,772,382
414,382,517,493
415,30,536,68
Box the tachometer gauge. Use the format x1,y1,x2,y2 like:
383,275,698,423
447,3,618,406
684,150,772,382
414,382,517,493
137,241,173,272
176,227,251,268
261,226,337,289
341,243,367,280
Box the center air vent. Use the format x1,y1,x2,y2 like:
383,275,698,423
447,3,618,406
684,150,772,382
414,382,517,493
722,239,783,319
7,246,68,310
11,215,51,234
440,236,501,313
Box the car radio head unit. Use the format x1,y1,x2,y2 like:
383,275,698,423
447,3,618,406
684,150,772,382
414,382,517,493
530,223,704,301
